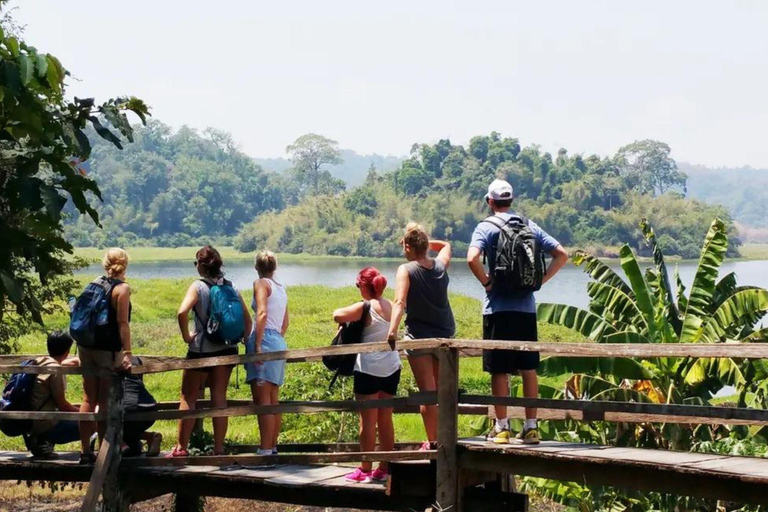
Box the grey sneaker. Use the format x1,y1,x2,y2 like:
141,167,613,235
515,427,540,445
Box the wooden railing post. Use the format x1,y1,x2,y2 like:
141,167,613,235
102,372,127,512
436,345,459,511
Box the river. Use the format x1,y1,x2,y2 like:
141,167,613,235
81,258,768,310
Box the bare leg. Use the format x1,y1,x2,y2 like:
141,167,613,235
253,381,275,451
376,391,395,472
520,370,538,420
408,354,438,442
79,375,99,454
491,373,509,421
357,393,377,472
270,384,281,449
209,364,233,455
177,370,203,451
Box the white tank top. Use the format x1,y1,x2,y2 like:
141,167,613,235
251,278,287,333
355,304,401,378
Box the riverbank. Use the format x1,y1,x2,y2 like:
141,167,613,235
9,280,584,452
72,247,400,264
72,244,768,264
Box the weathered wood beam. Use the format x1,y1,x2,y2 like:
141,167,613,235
459,394,768,423
80,425,116,512
121,449,434,468
436,346,459,511
126,395,437,421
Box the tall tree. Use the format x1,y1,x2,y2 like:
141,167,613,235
286,133,344,194
0,4,149,350
616,139,687,196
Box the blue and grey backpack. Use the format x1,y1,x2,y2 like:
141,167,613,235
69,277,117,350
203,279,245,346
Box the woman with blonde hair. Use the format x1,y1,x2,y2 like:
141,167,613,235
333,267,399,483
168,245,251,457
246,251,289,456
77,248,133,464
386,223,454,449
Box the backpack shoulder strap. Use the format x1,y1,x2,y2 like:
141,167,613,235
481,216,505,229
362,300,371,320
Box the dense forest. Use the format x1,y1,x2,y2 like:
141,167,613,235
65,122,738,259
682,162,768,235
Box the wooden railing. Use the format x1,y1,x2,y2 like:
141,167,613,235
1,339,767,511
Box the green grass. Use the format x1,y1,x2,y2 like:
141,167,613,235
10,280,583,451
739,243,768,261
72,247,399,264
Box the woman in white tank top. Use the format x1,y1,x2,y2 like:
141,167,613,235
332,267,400,483
245,251,289,456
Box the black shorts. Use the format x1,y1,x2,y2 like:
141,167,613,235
482,311,539,374
353,370,401,396
186,347,238,372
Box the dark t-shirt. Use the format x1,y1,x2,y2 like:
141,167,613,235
404,259,456,339
124,357,156,412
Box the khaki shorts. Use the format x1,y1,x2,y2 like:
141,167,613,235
78,346,124,371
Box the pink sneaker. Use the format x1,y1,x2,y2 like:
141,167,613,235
164,446,189,458
419,441,433,451
345,467,372,483
370,468,388,482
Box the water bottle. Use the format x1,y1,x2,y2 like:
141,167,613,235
68,296,76,314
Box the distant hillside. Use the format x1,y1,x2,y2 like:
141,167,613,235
682,163,768,231
255,150,403,187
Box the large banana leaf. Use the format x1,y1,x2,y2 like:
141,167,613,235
679,219,728,344
684,358,746,388
537,303,618,341
619,245,657,340
586,281,647,332
646,269,680,343
712,272,737,312
602,331,652,344
699,289,768,343
641,219,681,329
572,250,632,296
741,327,768,343
539,356,654,379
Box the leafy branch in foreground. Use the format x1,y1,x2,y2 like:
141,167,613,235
0,7,149,350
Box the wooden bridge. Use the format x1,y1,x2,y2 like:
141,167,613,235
1,339,768,511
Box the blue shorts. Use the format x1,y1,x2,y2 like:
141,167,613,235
245,329,287,386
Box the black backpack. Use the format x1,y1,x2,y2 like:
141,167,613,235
323,301,370,389
483,215,546,292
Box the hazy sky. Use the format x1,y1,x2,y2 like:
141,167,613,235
15,1,768,167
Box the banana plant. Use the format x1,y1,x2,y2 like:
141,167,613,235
537,218,768,436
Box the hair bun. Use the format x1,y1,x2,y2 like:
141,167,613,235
102,248,129,278
357,267,387,298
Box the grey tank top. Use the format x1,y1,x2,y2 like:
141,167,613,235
404,259,456,339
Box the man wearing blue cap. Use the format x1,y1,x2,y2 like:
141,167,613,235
467,179,568,444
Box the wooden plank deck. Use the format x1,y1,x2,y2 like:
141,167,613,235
458,438,768,505
126,462,430,510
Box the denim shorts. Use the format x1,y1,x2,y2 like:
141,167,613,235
245,329,287,386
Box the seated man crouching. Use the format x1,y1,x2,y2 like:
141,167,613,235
24,331,81,459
